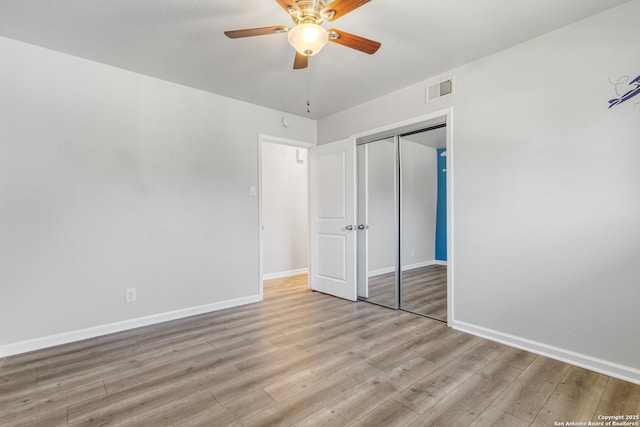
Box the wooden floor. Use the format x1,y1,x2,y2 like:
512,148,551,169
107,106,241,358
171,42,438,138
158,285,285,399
1,274,638,426
365,265,447,321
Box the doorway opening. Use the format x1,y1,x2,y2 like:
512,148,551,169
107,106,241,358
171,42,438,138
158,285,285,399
355,116,450,322
258,135,314,298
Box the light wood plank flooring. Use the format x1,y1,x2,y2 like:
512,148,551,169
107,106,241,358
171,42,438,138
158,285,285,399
1,274,638,426
365,265,447,321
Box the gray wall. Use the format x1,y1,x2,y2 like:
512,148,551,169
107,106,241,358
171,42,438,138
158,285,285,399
0,37,315,351
318,1,640,381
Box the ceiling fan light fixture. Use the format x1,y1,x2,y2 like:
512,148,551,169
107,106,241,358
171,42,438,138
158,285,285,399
287,23,328,56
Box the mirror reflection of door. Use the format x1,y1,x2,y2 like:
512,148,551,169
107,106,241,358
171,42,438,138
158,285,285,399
357,137,397,308
400,127,447,321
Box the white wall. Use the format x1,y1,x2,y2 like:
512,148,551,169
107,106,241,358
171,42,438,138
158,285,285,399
318,1,640,383
261,142,308,278
0,37,315,354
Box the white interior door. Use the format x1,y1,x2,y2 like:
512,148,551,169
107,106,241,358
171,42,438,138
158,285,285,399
309,138,356,301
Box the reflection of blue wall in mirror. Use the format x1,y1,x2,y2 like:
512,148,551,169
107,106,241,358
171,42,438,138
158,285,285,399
435,148,447,261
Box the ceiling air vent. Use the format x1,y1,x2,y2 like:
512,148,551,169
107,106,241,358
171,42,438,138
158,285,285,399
426,78,454,102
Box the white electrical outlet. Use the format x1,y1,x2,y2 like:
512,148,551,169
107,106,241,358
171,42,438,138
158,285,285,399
125,288,136,303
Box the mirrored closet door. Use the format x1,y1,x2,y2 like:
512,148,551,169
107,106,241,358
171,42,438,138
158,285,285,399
399,126,447,321
356,123,448,321
356,137,398,308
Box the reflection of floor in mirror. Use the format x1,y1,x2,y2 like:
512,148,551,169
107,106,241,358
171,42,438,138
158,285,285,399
363,264,447,321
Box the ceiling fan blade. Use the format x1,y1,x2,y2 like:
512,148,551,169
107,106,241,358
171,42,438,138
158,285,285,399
321,0,371,21
224,26,288,39
275,0,300,14
328,29,381,54
293,51,309,70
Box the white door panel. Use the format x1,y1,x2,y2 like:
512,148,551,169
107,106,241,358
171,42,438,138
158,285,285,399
317,234,346,281
309,138,356,301
316,151,346,219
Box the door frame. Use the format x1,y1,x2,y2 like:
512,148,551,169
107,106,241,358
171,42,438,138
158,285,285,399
352,108,454,325
258,134,314,300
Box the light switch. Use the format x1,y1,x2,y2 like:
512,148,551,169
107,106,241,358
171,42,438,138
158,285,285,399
296,149,307,162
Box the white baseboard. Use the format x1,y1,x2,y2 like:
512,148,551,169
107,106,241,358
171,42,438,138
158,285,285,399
263,268,308,280
451,320,640,385
368,260,444,277
0,294,262,358
367,266,396,277
403,260,437,271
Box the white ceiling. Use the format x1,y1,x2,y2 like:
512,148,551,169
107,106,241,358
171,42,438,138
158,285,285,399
404,127,447,150
0,0,630,119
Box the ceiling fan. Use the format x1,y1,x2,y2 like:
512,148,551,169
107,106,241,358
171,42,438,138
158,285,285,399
224,0,381,70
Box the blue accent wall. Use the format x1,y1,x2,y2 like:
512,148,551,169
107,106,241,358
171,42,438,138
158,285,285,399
435,148,447,261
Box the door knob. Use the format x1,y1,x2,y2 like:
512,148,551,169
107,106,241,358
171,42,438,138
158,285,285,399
357,224,369,230
346,225,356,231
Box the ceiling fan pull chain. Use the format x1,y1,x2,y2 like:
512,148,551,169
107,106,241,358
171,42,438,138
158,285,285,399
306,57,312,114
